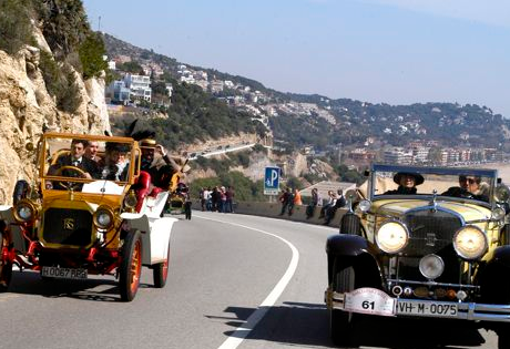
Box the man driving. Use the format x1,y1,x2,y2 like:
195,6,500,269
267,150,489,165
442,175,489,202
49,139,100,179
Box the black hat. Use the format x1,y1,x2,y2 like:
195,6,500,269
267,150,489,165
393,172,424,186
105,142,130,153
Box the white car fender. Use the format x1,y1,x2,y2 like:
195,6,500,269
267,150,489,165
120,212,178,266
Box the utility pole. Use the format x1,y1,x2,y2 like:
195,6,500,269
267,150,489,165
98,16,102,32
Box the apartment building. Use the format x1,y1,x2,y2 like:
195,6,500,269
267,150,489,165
124,74,152,102
107,80,131,104
384,148,413,164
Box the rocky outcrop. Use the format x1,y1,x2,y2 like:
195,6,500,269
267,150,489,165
0,28,110,204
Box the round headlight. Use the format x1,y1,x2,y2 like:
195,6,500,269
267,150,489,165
419,254,445,280
376,221,409,254
124,191,138,209
453,225,488,260
18,205,33,220
358,200,371,213
93,206,114,229
492,206,506,221
13,199,37,223
496,185,510,202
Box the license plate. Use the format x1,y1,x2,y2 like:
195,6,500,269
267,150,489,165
396,300,458,318
344,288,396,316
41,266,88,279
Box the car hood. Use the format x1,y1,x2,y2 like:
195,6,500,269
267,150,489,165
372,198,491,222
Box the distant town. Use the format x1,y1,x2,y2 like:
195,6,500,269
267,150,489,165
102,45,510,170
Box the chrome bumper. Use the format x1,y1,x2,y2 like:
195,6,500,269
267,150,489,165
326,288,510,323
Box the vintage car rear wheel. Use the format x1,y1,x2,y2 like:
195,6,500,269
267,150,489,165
330,266,358,347
0,232,13,292
153,240,170,288
119,230,142,302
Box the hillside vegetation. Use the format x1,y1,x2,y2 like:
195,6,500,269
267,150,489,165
0,0,107,113
104,34,510,154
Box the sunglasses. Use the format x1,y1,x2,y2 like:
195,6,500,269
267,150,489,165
459,177,477,184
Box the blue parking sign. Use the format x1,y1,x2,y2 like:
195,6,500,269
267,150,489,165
264,166,280,195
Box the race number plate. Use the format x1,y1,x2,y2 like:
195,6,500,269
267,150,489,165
344,288,395,316
396,300,458,318
41,266,88,279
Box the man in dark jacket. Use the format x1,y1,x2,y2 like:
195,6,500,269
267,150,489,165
140,139,179,189
50,139,101,180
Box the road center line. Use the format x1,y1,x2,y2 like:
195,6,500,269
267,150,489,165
195,215,300,349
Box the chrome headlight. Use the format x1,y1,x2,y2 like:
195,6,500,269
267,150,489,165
491,206,506,221
453,225,488,260
93,206,114,230
13,199,38,223
358,199,371,213
376,221,409,254
496,184,510,202
419,254,444,280
124,190,138,210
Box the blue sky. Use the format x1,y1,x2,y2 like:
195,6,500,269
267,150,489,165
82,0,510,117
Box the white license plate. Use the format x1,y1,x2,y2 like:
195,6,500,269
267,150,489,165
396,300,458,318
41,266,88,279
344,288,396,316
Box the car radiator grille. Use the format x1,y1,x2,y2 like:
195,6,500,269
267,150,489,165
42,208,93,246
403,210,461,255
398,210,463,283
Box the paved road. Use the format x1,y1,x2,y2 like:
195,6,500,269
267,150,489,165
0,212,500,349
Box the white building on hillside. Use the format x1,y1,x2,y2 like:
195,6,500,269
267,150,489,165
124,74,151,102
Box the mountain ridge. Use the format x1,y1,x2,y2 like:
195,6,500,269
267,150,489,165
103,33,510,155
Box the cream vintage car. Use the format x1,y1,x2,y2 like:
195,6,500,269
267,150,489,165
0,132,177,301
326,163,510,348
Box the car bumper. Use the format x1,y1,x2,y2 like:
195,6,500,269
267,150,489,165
326,288,510,323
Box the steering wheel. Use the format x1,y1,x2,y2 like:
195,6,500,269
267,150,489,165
54,165,87,190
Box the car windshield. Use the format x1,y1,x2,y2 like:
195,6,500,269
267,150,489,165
41,134,135,194
370,164,497,203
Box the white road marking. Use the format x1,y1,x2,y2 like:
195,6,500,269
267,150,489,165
195,215,300,349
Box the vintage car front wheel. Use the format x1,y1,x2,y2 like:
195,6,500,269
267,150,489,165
119,230,143,302
330,266,358,347
0,232,13,292
153,240,170,288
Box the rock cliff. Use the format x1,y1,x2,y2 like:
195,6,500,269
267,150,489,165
0,27,109,204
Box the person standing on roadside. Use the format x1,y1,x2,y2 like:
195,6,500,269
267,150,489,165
199,187,206,211
306,188,321,219
225,186,235,213
279,187,292,216
293,188,302,206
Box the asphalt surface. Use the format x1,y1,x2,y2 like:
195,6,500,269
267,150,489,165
0,212,500,349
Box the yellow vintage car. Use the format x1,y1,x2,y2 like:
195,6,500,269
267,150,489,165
0,132,177,301
326,163,510,348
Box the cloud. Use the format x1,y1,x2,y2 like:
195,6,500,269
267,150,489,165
360,0,510,28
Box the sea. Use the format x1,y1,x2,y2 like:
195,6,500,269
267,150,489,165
477,163,510,183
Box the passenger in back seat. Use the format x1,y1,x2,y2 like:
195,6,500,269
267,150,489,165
139,139,179,191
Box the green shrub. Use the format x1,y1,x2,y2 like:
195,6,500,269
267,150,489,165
38,0,90,58
0,0,34,54
40,50,81,113
79,32,108,79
